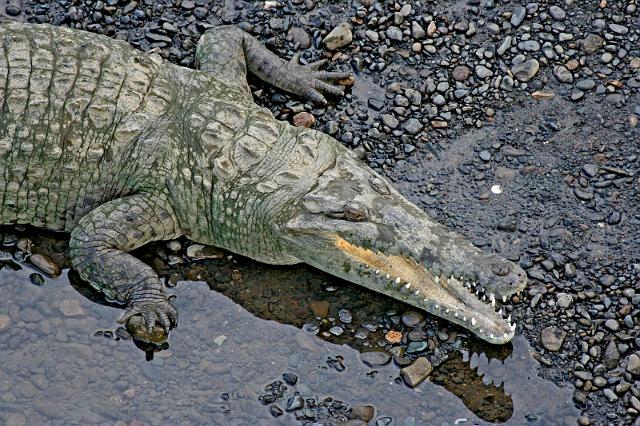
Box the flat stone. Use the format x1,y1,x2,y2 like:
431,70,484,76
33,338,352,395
576,79,596,90
579,34,604,54
608,24,628,35
59,300,86,317
626,353,640,375
400,357,432,387
549,6,566,20
381,114,399,129
540,326,566,352
323,23,352,50
360,351,392,367
553,65,573,83
386,26,403,42
511,6,526,27
511,59,539,82
403,118,423,134
604,319,619,331
556,293,573,308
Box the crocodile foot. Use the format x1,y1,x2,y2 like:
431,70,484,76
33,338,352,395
281,53,352,104
118,295,178,332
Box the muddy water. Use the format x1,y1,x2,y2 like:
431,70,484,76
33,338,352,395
0,231,578,425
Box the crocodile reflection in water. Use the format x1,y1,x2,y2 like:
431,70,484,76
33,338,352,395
2,226,514,424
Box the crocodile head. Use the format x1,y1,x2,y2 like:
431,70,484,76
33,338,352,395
279,152,527,344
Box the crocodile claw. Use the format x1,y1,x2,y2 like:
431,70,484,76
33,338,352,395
287,55,352,104
118,297,178,332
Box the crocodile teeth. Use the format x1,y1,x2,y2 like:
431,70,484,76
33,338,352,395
423,298,428,302
434,276,440,284
394,277,401,284
454,313,458,318
404,283,411,290
510,323,516,332
503,333,509,339
507,314,511,323
435,304,439,309
502,295,507,303
463,316,467,322
498,308,502,316
414,290,420,296
375,269,380,275
471,317,477,326
385,273,390,280
490,333,494,339
445,308,450,314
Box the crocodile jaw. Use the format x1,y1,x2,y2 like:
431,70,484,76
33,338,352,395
282,225,524,344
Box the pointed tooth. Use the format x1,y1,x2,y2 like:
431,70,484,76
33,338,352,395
498,308,502,316
479,329,484,334
463,316,467,322
435,304,439,309
491,298,495,308
454,313,458,318
445,308,450,314
472,282,476,287
404,283,411,290
490,293,495,302
434,276,440,284
471,317,477,326
507,314,511,323
490,333,494,339
394,277,401,284
510,323,516,332
385,273,390,280
502,295,507,303
503,333,509,339
414,290,420,296
423,298,428,302
482,295,486,302
375,269,380,275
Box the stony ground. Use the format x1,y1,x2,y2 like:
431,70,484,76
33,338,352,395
1,0,639,424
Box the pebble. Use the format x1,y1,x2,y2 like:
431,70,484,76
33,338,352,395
338,309,352,323
59,300,86,316
401,311,423,327
282,372,298,386
386,26,403,42
5,5,22,16
579,34,604,54
452,65,470,81
385,330,402,344
556,293,573,308
29,253,62,277
0,314,10,332
292,112,315,128
30,273,46,286
323,23,352,50
540,326,566,352
400,357,432,387
511,59,540,82
548,6,566,20
360,351,392,367
553,66,573,84
285,391,304,411
626,354,640,375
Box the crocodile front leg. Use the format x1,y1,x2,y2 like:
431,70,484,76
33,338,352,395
68,194,181,330
195,25,351,104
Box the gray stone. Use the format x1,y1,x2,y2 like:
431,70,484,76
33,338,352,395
475,65,493,79
511,6,526,27
553,65,574,83
323,23,352,50
540,326,566,352
400,357,432,387
579,34,604,54
608,24,628,35
381,114,399,129
386,26,403,42
360,351,392,367
627,353,640,375
576,79,596,90
411,22,426,39
604,319,619,332
603,388,618,402
556,293,573,308
604,340,620,369
511,59,540,82
549,6,566,20
403,118,423,134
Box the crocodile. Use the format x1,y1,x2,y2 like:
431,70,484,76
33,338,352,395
0,23,527,344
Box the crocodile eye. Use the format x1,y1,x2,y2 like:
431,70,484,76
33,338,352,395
343,201,369,222
369,177,390,195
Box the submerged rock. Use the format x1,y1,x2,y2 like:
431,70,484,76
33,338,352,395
400,357,432,387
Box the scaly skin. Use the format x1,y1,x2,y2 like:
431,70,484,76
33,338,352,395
0,23,527,344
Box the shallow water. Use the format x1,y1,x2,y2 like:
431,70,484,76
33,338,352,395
0,231,579,425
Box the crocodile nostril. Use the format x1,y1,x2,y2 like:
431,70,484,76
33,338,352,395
491,262,511,276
